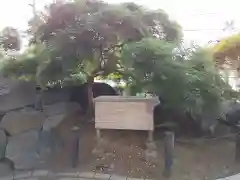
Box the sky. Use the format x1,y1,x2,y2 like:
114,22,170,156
0,0,240,46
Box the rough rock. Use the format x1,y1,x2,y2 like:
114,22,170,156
6,130,41,169
37,129,63,158
0,78,35,112
0,130,7,160
0,158,14,177
43,102,82,117
0,109,45,136
37,102,80,159
42,102,82,131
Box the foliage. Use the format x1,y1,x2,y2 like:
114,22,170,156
28,0,182,80
1,0,181,89
0,44,85,88
121,38,237,116
0,54,37,81
0,27,21,51
212,34,240,68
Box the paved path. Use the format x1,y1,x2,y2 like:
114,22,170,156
217,173,240,180
1,170,149,180
2,169,239,180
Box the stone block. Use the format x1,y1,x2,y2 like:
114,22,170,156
37,129,63,157
0,158,14,177
0,79,35,112
42,114,65,131
0,110,45,136
6,130,41,169
1,175,13,180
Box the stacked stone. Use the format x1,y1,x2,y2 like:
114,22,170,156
0,102,81,177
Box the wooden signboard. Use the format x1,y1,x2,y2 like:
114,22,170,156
94,96,159,131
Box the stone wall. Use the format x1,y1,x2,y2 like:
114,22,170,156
0,102,81,173
0,77,81,174
0,78,72,114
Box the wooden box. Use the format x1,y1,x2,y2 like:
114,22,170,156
94,96,159,131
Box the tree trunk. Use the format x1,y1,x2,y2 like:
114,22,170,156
86,76,94,118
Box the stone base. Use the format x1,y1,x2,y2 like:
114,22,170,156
92,138,107,157
145,149,158,163
145,141,158,163
92,147,104,157
146,141,156,150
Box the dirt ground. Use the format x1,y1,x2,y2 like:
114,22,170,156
47,114,240,180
